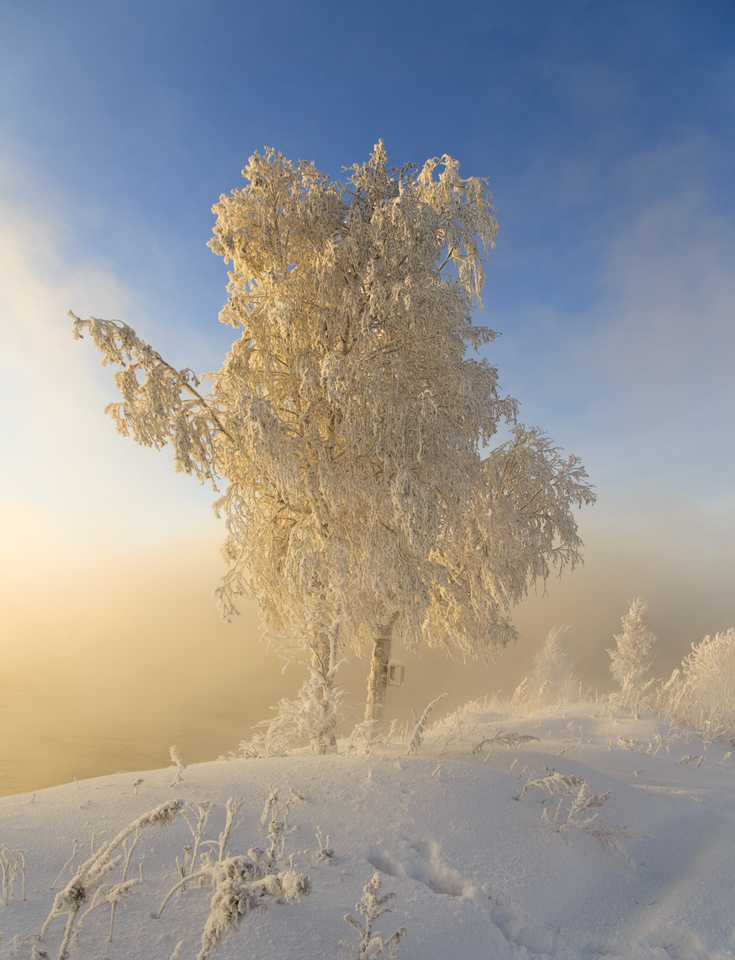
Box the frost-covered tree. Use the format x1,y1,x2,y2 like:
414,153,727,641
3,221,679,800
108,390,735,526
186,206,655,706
72,143,595,729
523,625,579,709
608,598,657,717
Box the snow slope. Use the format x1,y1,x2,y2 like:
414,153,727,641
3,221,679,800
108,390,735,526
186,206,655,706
1,704,734,960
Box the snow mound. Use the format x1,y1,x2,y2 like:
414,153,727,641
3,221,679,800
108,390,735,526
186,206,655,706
1,704,733,960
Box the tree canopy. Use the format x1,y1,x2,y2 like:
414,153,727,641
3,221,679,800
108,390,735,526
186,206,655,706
72,143,595,713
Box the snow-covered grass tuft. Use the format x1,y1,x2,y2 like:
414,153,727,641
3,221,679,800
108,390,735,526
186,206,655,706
154,789,310,960
39,799,185,959
0,846,26,905
405,694,447,757
515,771,641,866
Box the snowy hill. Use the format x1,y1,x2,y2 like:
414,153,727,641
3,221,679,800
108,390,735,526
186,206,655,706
1,704,734,960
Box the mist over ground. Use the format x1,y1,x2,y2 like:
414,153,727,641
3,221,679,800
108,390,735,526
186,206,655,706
2,504,734,796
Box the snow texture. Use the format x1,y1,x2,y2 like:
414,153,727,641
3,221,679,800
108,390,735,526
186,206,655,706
1,703,734,960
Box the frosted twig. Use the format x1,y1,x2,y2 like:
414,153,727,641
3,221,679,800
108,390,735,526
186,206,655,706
178,802,214,881
406,693,447,756
218,796,244,861
170,746,187,787
473,730,540,754
314,826,333,861
340,872,406,959
260,787,279,827
52,839,82,889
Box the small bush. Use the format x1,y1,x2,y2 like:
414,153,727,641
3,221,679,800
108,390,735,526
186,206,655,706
658,628,735,740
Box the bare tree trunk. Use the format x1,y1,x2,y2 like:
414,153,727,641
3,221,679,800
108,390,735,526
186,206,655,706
365,618,395,732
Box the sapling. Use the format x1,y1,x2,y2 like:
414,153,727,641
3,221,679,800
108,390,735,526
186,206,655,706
242,642,347,757
341,872,406,959
521,625,579,711
608,599,657,717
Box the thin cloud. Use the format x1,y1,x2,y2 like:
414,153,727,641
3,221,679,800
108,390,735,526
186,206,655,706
0,177,216,553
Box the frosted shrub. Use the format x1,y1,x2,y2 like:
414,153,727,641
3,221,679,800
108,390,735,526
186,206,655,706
241,645,346,757
657,628,735,739
608,599,657,717
341,872,406,959
192,855,310,960
157,792,310,960
517,626,579,711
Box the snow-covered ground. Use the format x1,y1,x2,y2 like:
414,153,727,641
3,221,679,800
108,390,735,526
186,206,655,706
1,703,734,960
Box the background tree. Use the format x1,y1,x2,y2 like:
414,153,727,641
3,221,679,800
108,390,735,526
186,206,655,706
523,625,580,709
608,598,657,717
72,143,595,734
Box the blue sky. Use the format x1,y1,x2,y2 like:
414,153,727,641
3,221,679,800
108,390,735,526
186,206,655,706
1,0,734,700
